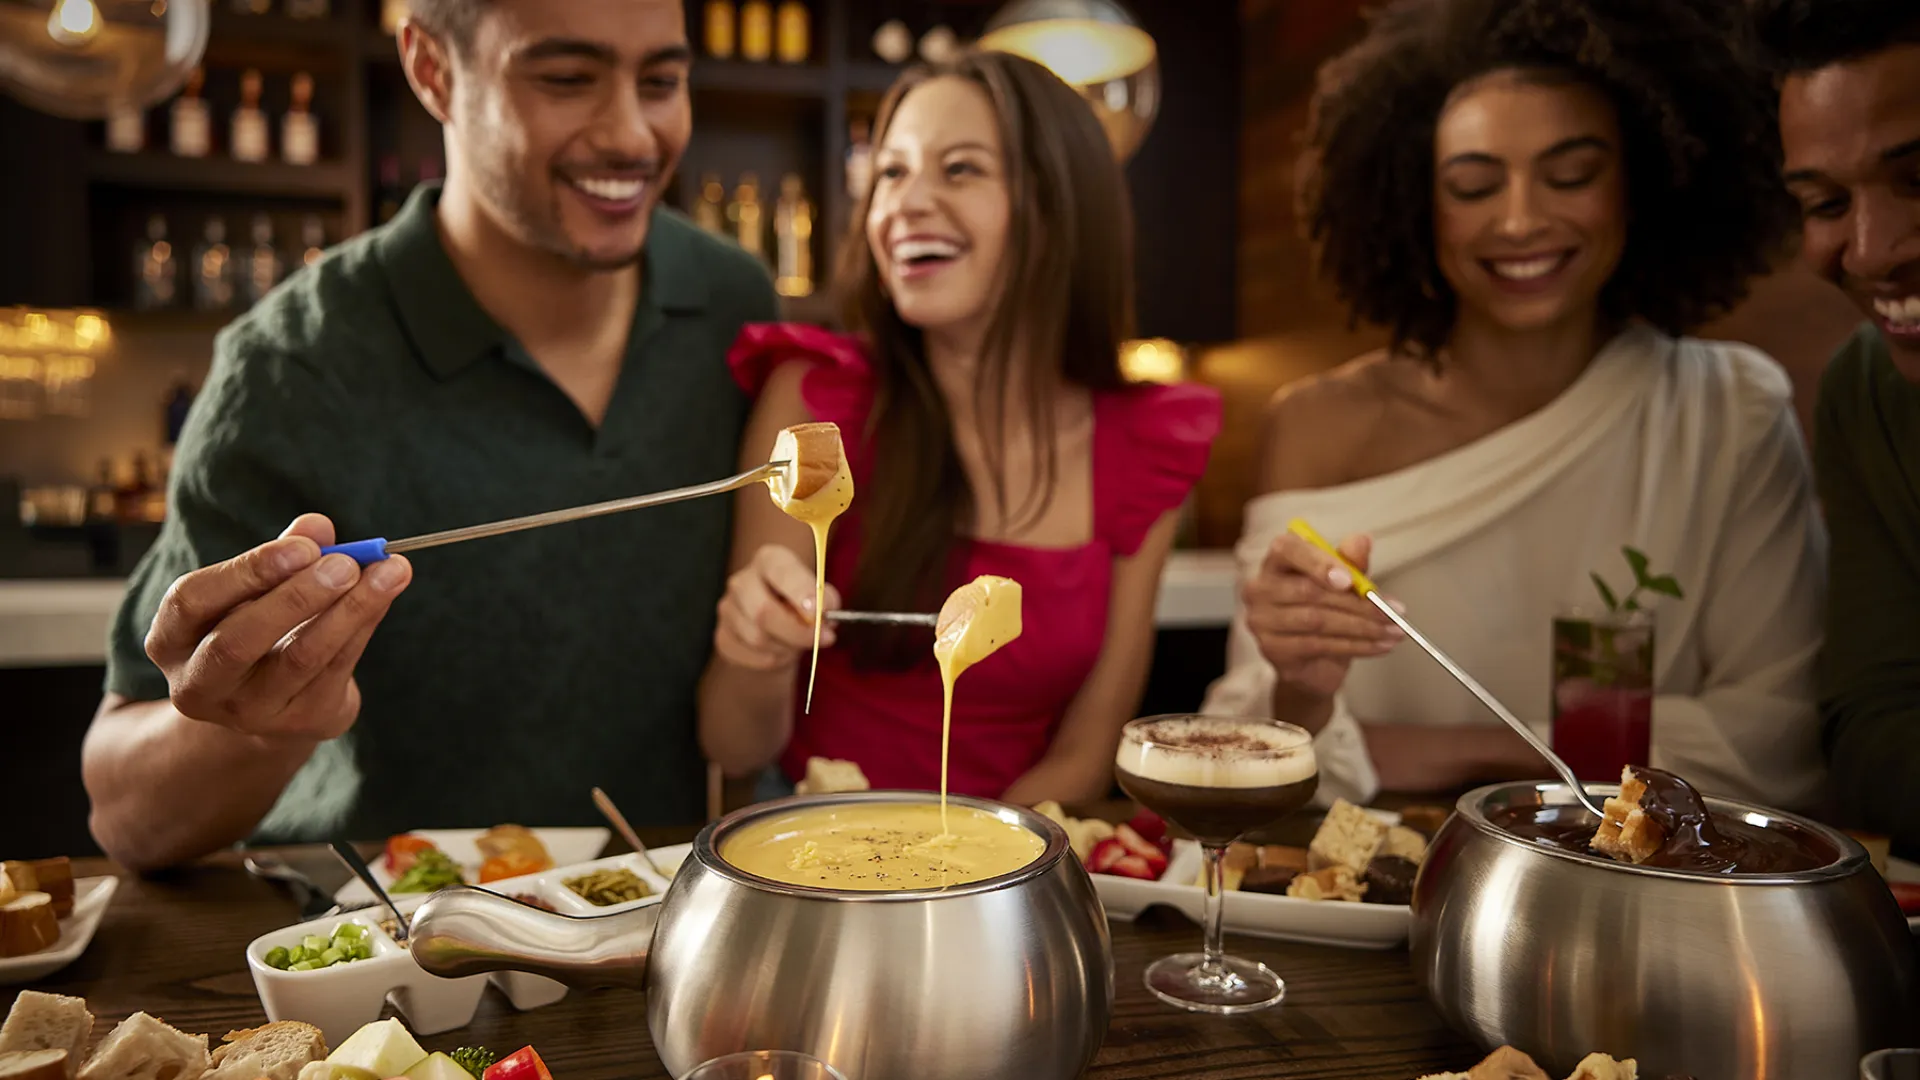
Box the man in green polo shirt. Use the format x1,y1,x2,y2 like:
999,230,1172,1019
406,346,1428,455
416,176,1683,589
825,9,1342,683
1753,0,1920,853
82,0,777,870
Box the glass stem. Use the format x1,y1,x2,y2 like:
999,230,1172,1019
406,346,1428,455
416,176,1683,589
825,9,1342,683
1200,841,1229,978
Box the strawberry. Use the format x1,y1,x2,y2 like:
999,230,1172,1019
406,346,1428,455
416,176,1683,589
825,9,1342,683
1126,809,1169,847
1086,836,1128,874
1107,854,1158,880
1113,824,1170,877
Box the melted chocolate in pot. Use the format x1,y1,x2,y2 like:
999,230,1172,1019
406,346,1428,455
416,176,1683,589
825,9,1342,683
1487,766,1827,874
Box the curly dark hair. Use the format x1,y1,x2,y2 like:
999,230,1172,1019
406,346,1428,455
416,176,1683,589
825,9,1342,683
1298,0,1798,356
1749,0,1920,75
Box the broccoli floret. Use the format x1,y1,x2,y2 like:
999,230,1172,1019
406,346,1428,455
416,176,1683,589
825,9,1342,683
448,1047,498,1079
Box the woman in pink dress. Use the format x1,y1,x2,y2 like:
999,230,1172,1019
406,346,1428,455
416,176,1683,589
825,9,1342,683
697,51,1222,806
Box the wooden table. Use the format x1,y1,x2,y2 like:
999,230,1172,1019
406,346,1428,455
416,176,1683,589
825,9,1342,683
6,836,1480,1079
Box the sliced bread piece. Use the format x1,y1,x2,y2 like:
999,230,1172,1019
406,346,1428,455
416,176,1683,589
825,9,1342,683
1564,1053,1637,1080
0,992,94,1080
0,894,58,959
0,1050,69,1080
203,1022,327,1080
74,1013,208,1080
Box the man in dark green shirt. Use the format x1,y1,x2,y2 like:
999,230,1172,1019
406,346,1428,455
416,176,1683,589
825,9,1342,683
1755,1,1920,853
83,0,777,870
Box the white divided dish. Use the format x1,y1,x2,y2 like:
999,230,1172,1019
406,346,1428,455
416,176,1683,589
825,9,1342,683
0,876,120,986
331,827,613,906
1087,807,1413,951
251,842,694,1046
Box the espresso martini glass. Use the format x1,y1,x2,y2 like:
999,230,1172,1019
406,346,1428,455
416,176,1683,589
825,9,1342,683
1114,714,1319,1013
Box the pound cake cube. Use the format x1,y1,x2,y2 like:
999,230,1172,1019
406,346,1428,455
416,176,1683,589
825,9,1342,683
1383,825,1429,865
1590,768,1664,864
1308,799,1388,873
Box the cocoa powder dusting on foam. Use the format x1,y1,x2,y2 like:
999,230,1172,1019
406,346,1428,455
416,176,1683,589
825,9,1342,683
1151,727,1272,753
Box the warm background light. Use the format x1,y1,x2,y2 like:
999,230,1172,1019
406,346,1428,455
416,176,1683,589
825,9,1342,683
1120,338,1186,384
977,0,1160,161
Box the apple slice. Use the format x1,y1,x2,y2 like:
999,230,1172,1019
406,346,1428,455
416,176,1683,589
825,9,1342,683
326,1020,426,1080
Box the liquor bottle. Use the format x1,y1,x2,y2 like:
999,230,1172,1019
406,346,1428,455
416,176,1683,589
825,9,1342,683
133,215,178,311
703,0,735,59
775,0,808,64
281,72,319,165
231,0,269,13
728,172,765,260
774,173,813,297
86,459,116,524
693,172,726,234
192,217,235,311
380,0,406,33
846,115,872,200
169,68,211,158
244,215,282,306
117,452,155,524
376,155,404,222
286,0,329,18
300,215,327,267
231,69,270,163
739,0,771,62
105,103,145,153
163,372,195,447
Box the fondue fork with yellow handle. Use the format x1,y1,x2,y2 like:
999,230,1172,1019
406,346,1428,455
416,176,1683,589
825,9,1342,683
1285,519,1609,821
319,462,790,565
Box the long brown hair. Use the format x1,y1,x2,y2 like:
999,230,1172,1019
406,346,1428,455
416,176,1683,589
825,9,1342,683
839,50,1135,669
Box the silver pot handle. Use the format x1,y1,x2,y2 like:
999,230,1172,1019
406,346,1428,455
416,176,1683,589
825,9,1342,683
407,886,656,991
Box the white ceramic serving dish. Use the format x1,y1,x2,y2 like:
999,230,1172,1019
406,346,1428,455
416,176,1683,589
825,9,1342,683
1085,809,1414,951
332,827,611,906
0,876,120,985
250,844,687,1046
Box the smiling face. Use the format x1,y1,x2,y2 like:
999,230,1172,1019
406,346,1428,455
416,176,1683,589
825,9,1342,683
1779,44,1920,371
865,76,1014,345
1431,70,1628,337
430,0,692,270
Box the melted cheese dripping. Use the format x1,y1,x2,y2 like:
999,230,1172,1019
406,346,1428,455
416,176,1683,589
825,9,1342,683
767,426,853,712
932,575,1024,834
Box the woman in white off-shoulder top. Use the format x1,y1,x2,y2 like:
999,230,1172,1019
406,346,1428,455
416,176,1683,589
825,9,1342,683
1202,0,1827,811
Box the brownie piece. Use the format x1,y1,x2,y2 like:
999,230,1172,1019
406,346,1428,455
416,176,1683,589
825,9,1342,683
1360,854,1419,905
1238,866,1299,895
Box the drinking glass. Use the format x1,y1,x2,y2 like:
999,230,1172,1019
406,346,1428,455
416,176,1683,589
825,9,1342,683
1550,607,1655,782
1862,1048,1920,1080
1114,714,1319,1014
681,1050,847,1080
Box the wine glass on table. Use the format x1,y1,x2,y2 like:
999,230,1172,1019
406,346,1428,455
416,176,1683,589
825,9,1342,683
1114,714,1319,1014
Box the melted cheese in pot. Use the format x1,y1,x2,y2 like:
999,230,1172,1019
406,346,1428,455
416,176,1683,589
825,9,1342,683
722,802,1045,890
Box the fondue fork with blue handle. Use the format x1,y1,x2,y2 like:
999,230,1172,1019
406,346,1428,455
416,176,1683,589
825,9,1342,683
318,462,790,565
1287,518,1610,821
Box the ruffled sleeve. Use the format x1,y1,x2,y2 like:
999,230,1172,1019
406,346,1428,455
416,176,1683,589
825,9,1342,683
1097,382,1224,556
727,322,877,438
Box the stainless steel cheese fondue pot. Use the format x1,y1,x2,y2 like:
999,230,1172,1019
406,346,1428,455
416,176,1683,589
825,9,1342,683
407,791,1114,1080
